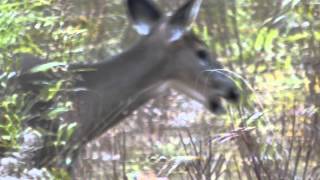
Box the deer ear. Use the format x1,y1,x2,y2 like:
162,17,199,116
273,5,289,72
167,0,202,41
127,0,162,35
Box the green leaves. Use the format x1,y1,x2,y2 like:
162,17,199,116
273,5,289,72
55,122,77,146
254,28,279,52
264,29,279,51
0,1,78,169
30,62,67,73
47,104,71,120
0,93,25,149
0,1,57,50
254,28,268,51
281,0,301,10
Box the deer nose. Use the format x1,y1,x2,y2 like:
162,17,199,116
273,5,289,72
211,74,240,103
208,98,226,114
225,86,240,102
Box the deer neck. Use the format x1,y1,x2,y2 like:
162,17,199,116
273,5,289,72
92,42,165,87
68,40,171,141
73,39,169,115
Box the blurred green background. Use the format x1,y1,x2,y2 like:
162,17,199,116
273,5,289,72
0,0,319,179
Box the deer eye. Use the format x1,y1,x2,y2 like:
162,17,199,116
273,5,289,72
196,49,208,60
196,49,210,67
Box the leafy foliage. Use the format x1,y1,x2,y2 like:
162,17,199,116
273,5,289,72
1,0,320,179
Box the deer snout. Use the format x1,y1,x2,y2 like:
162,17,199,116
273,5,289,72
204,75,240,115
211,74,240,103
206,82,239,114
224,85,240,102
207,97,225,114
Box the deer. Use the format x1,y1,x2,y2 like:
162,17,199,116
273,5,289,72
12,0,240,172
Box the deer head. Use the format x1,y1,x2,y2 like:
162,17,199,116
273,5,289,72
126,0,239,113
